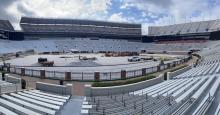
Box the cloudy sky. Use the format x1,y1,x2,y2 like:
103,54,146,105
0,0,220,35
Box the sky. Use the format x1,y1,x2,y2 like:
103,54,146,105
0,0,220,35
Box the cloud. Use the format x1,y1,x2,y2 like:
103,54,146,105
120,0,173,14
120,0,220,34
2,0,112,29
108,12,128,22
0,0,17,27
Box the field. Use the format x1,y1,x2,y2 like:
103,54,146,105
1,53,182,73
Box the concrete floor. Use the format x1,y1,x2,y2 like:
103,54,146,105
57,96,84,115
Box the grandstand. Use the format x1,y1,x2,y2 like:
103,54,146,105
0,37,210,55
20,17,142,41
1,15,220,115
0,73,72,115
82,45,220,115
0,20,14,40
148,20,220,36
148,19,220,42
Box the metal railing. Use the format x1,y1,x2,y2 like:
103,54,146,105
7,58,188,81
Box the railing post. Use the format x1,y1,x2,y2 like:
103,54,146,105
82,72,84,80
134,71,136,77
53,71,55,78
141,103,144,113
14,67,16,73
31,69,33,77
134,102,136,109
103,107,105,115
146,93,148,100
7,67,10,73
121,95,124,102
96,103,98,111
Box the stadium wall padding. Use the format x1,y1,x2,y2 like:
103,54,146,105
36,82,72,95
210,31,220,40
9,31,24,40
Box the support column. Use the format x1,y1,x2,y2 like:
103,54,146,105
65,72,71,80
142,68,146,76
40,70,45,79
21,68,25,76
167,63,171,69
94,72,100,81
121,70,126,80
7,67,10,72
157,66,160,72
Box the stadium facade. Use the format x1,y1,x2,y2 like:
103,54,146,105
1,17,220,42
20,17,142,41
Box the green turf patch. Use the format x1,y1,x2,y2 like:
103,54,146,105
92,75,156,87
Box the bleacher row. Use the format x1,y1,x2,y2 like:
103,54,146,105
0,38,209,54
174,63,220,79
82,75,216,115
0,89,70,115
21,24,141,36
0,73,70,115
83,76,220,114
82,50,220,114
20,17,141,29
20,17,141,37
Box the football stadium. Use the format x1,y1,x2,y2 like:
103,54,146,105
1,0,220,115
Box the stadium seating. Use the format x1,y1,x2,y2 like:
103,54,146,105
0,73,71,115
20,17,142,40
0,38,209,55
0,20,14,31
2,17,220,115
81,43,220,114
148,19,220,36
0,89,70,115
215,102,220,115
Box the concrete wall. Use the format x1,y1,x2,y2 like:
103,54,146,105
84,74,164,96
168,65,192,79
36,82,72,95
4,74,22,91
0,74,22,93
5,75,21,84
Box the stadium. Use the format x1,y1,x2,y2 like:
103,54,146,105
1,1,220,115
